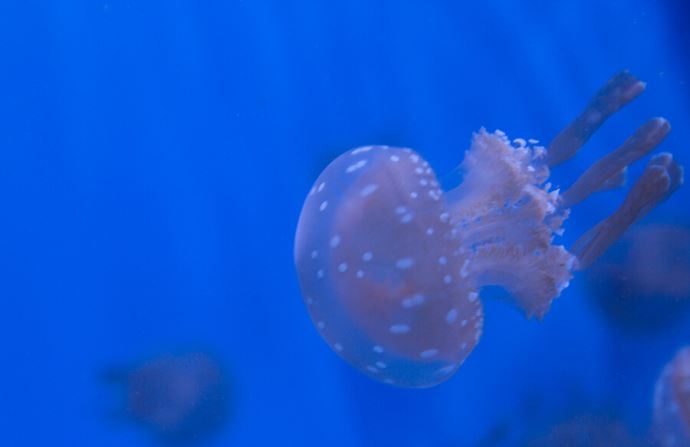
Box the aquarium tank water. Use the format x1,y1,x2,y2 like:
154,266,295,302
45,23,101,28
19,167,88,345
1,1,689,446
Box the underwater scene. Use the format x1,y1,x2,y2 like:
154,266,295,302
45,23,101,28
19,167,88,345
2,1,690,446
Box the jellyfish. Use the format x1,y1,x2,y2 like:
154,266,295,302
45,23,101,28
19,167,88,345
525,414,650,447
294,71,683,388
653,347,690,447
104,352,229,443
585,224,690,331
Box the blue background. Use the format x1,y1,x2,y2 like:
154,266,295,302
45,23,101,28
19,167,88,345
1,0,689,445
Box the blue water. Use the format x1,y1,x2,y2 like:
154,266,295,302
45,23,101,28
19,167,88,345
1,1,689,445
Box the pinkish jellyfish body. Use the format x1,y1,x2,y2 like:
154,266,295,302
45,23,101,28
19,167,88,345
294,71,683,388
653,347,690,447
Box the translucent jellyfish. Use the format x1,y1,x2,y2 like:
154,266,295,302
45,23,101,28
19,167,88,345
653,347,690,447
294,71,683,388
526,414,649,447
104,352,229,442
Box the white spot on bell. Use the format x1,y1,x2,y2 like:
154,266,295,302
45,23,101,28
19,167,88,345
360,184,379,197
420,349,439,359
400,213,414,223
330,235,341,248
389,324,410,334
319,201,328,211
338,262,348,272
438,364,456,375
351,146,373,155
460,259,470,278
402,293,426,309
346,159,367,173
446,308,458,324
396,257,415,269
362,252,373,262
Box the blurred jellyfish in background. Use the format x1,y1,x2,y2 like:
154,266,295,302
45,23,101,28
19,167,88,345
524,413,650,447
653,346,690,447
585,224,690,331
473,380,653,447
294,70,683,387
104,352,230,444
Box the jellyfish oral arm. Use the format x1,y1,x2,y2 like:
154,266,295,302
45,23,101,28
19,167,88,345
546,70,646,166
467,243,574,318
445,130,574,318
543,71,683,270
572,152,683,270
560,117,671,207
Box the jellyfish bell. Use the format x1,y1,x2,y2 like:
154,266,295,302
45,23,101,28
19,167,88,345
296,146,484,387
653,347,690,447
294,71,683,388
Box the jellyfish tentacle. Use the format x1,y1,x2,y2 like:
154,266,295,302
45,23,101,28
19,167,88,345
560,117,671,207
595,166,628,192
571,152,683,270
546,70,646,167
656,151,685,194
